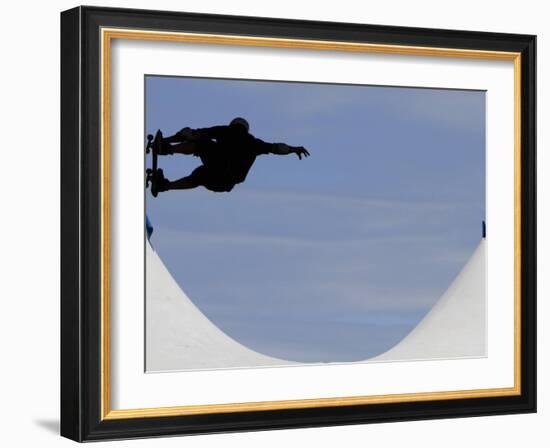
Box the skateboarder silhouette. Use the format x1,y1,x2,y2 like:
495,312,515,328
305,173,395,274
148,117,310,195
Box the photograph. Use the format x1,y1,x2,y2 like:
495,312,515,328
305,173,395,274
144,76,487,372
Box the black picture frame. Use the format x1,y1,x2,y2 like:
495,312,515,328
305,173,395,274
61,5,536,442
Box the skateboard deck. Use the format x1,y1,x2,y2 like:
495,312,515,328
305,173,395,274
146,130,163,197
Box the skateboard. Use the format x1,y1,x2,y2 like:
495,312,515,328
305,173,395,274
145,130,164,197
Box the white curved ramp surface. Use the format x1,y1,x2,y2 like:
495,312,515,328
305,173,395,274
371,240,486,362
145,242,294,371
146,239,486,371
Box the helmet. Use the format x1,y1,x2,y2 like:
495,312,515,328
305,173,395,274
229,117,249,132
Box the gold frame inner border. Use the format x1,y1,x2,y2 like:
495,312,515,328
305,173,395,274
100,27,522,421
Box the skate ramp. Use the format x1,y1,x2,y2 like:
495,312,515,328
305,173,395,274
146,240,486,371
371,240,486,362
145,242,294,371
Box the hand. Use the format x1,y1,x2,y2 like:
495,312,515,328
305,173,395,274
294,146,310,160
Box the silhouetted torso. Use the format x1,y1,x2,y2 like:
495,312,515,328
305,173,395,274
195,124,273,188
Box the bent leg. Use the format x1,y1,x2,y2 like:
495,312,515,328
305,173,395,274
159,128,200,155
163,165,207,191
163,127,192,143
162,137,214,156
169,141,200,155
166,175,201,190
157,165,234,193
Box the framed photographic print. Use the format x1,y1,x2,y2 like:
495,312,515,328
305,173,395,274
60,6,536,442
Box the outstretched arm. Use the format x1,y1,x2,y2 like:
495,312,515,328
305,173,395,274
267,142,311,160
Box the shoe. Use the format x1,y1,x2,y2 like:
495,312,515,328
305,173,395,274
151,169,169,197
153,130,173,156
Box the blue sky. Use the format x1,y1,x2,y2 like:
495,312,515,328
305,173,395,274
145,76,485,362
